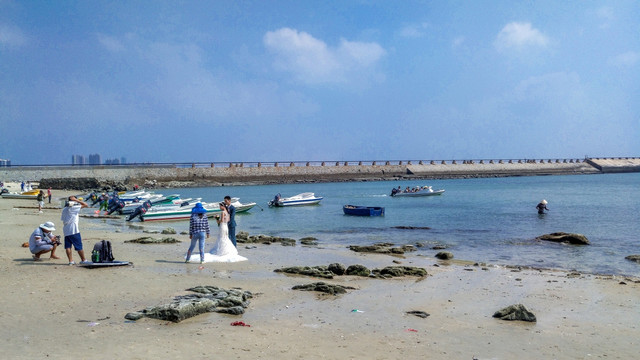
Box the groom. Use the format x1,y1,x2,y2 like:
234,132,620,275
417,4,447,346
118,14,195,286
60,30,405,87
223,196,237,247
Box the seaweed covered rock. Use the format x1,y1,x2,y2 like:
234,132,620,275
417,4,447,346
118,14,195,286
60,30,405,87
349,242,416,255
274,266,335,279
124,286,253,323
162,227,177,235
536,232,589,245
125,237,181,244
327,263,346,275
493,304,536,322
372,266,427,278
238,233,296,246
300,237,319,245
435,251,454,260
345,264,371,277
625,255,640,263
292,282,356,295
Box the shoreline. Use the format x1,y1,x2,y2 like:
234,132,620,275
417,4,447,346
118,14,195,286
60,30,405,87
3,157,639,190
1,194,640,359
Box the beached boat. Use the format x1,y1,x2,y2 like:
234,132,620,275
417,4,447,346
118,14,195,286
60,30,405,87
343,205,385,216
139,198,256,222
1,189,40,200
390,186,445,197
268,193,323,207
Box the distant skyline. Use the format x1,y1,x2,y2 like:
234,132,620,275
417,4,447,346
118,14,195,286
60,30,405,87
1,1,638,165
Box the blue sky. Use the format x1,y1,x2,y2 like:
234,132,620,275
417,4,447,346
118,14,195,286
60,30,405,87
1,1,638,165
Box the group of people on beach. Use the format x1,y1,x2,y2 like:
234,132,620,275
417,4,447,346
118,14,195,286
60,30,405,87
28,195,90,264
186,195,247,264
27,193,247,264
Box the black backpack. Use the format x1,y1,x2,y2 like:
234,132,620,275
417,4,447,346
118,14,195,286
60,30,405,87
91,240,115,263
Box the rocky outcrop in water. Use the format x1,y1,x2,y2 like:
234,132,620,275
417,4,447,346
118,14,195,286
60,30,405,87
435,251,454,260
625,255,640,263
292,282,356,295
124,286,252,322
536,232,590,245
493,304,536,322
349,242,417,255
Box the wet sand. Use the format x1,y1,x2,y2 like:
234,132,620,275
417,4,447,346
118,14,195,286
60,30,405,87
1,189,639,359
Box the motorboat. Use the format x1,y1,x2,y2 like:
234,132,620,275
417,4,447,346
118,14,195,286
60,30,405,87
1,189,40,200
268,193,323,207
139,198,256,222
390,186,445,197
140,202,221,222
343,205,385,216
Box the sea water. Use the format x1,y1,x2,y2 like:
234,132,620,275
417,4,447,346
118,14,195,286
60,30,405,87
122,172,640,276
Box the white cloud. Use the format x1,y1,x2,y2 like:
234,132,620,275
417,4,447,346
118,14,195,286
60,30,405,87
263,27,385,84
608,51,640,67
452,36,465,49
494,22,548,52
0,23,27,47
398,22,429,38
97,34,125,53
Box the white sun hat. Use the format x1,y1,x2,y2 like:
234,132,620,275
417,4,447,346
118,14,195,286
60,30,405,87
40,221,56,231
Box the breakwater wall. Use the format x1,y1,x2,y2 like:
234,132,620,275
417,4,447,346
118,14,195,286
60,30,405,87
1,157,638,189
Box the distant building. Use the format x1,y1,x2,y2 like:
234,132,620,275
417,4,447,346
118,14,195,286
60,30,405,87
0,158,10,167
71,155,86,165
104,158,121,165
120,157,127,164
88,153,102,165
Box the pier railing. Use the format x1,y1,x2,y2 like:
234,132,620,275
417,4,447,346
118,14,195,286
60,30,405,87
1,157,638,169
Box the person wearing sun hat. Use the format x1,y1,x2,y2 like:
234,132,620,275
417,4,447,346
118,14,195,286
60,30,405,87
29,221,61,261
185,203,210,264
536,199,550,214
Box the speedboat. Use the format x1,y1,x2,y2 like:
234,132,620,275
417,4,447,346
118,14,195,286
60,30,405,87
229,198,257,213
390,186,445,197
1,189,40,200
343,205,385,216
268,193,323,207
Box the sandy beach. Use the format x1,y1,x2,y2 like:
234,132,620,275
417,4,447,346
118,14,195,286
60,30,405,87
1,188,639,359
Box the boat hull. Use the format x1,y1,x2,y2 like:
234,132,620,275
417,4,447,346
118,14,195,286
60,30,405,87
391,189,445,197
343,205,385,216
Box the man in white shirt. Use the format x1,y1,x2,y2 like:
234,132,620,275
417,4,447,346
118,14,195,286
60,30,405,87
61,196,90,265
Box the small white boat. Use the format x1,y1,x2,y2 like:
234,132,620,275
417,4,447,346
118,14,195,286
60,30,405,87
390,186,445,197
139,198,256,222
268,192,323,207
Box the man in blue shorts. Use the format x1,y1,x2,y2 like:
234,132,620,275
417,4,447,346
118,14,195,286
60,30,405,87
61,195,90,265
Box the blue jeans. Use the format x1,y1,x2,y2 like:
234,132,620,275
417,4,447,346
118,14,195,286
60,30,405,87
187,232,206,261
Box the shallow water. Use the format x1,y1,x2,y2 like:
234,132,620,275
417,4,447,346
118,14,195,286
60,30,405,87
106,172,640,276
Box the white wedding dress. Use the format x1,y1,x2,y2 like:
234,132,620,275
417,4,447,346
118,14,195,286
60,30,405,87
186,219,247,263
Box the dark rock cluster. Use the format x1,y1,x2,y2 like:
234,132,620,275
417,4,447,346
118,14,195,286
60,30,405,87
493,304,536,322
274,263,427,279
292,282,356,295
39,177,129,192
349,242,417,255
536,232,590,245
236,231,296,246
124,285,252,323
124,237,181,244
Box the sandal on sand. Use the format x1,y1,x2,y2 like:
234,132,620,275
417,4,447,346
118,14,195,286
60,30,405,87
32,255,43,262
68,261,76,266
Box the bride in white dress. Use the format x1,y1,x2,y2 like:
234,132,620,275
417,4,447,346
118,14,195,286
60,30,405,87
200,202,247,263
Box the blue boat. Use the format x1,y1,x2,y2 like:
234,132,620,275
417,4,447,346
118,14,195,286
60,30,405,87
343,205,385,216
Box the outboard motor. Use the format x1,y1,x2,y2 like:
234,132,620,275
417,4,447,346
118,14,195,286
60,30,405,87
107,198,125,215
126,200,152,221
